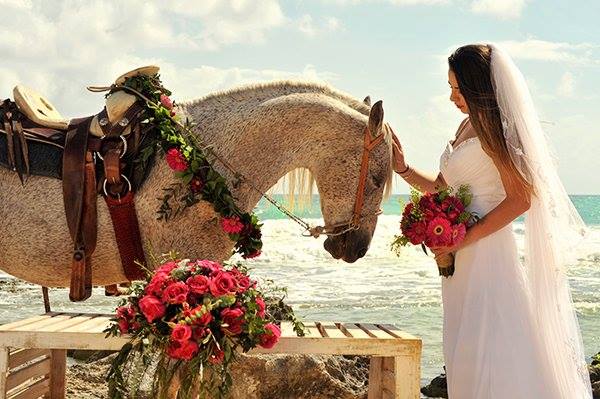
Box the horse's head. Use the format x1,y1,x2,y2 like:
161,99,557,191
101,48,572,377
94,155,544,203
315,99,392,263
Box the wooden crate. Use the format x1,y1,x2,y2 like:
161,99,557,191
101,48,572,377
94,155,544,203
0,313,422,399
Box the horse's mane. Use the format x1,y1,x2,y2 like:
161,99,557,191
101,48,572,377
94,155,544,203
181,80,371,117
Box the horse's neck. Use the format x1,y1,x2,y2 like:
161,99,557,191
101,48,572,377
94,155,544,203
180,95,350,212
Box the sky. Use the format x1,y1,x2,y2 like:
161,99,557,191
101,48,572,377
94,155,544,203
1,0,599,194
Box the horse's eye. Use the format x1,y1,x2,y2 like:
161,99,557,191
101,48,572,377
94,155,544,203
371,175,384,188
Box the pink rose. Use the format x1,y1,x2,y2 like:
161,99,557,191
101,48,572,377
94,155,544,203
157,261,178,274
116,305,136,320
221,307,245,335
165,148,188,172
145,271,171,296
162,281,190,305
221,216,244,235
196,260,222,275
259,323,281,349
187,275,211,295
255,296,266,318
166,339,198,360
210,272,237,297
208,348,224,364
171,324,192,343
138,295,166,322
160,94,174,110
118,318,129,334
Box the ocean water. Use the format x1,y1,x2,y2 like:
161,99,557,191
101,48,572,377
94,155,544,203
0,195,599,388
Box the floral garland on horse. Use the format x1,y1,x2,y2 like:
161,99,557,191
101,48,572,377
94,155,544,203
116,73,262,259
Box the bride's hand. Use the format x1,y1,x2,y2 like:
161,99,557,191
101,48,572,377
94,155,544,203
431,244,459,258
390,127,408,173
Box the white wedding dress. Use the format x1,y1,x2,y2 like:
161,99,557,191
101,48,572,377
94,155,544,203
439,136,590,398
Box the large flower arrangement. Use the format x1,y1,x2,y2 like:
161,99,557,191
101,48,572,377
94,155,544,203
106,253,304,399
115,74,262,259
391,185,478,277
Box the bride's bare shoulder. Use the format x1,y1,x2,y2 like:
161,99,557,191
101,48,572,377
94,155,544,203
456,117,470,133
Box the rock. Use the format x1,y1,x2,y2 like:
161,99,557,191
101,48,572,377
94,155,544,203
65,353,370,398
68,349,116,362
228,354,369,399
420,371,447,398
591,352,600,399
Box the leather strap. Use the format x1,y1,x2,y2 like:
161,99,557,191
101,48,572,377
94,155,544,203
3,120,15,171
104,191,146,281
97,103,144,137
12,120,30,181
351,129,385,227
62,117,96,301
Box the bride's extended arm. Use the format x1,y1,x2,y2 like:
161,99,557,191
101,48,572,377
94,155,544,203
391,132,447,193
433,157,531,256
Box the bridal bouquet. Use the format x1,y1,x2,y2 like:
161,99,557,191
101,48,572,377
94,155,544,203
105,253,304,399
392,185,478,277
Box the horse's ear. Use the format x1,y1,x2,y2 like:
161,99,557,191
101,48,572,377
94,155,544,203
368,100,384,137
363,96,371,106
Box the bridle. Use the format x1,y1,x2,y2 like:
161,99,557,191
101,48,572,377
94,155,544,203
301,126,386,238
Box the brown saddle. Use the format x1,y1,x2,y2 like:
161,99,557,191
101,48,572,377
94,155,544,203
0,66,159,301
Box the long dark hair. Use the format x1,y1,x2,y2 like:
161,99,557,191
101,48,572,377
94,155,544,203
448,44,533,198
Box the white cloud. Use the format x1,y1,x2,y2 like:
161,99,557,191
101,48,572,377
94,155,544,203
160,64,339,104
470,0,527,19
325,0,449,4
296,15,343,37
497,39,599,65
298,14,317,37
557,71,576,98
0,0,335,116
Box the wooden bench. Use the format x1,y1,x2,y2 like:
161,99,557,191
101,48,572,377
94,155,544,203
0,313,422,399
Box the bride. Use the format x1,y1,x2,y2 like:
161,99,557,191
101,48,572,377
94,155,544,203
391,43,593,398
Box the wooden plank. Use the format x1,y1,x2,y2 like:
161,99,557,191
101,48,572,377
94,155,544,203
279,322,296,338
252,336,414,356
0,331,130,351
7,377,49,399
367,356,383,399
339,323,372,339
0,314,57,332
76,316,112,333
319,322,347,338
392,355,421,399
6,358,50,390
378,324,419,340
382,387,396,399
303,322,323,338
15,315,73,332
8,349,48,370
60,316,111,333
49,350,66,399
0,348,9,397
358,323,396,339
32,314,90,333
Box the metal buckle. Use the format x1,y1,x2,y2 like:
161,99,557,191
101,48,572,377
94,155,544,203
103,174,132,201
95,135,128,161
